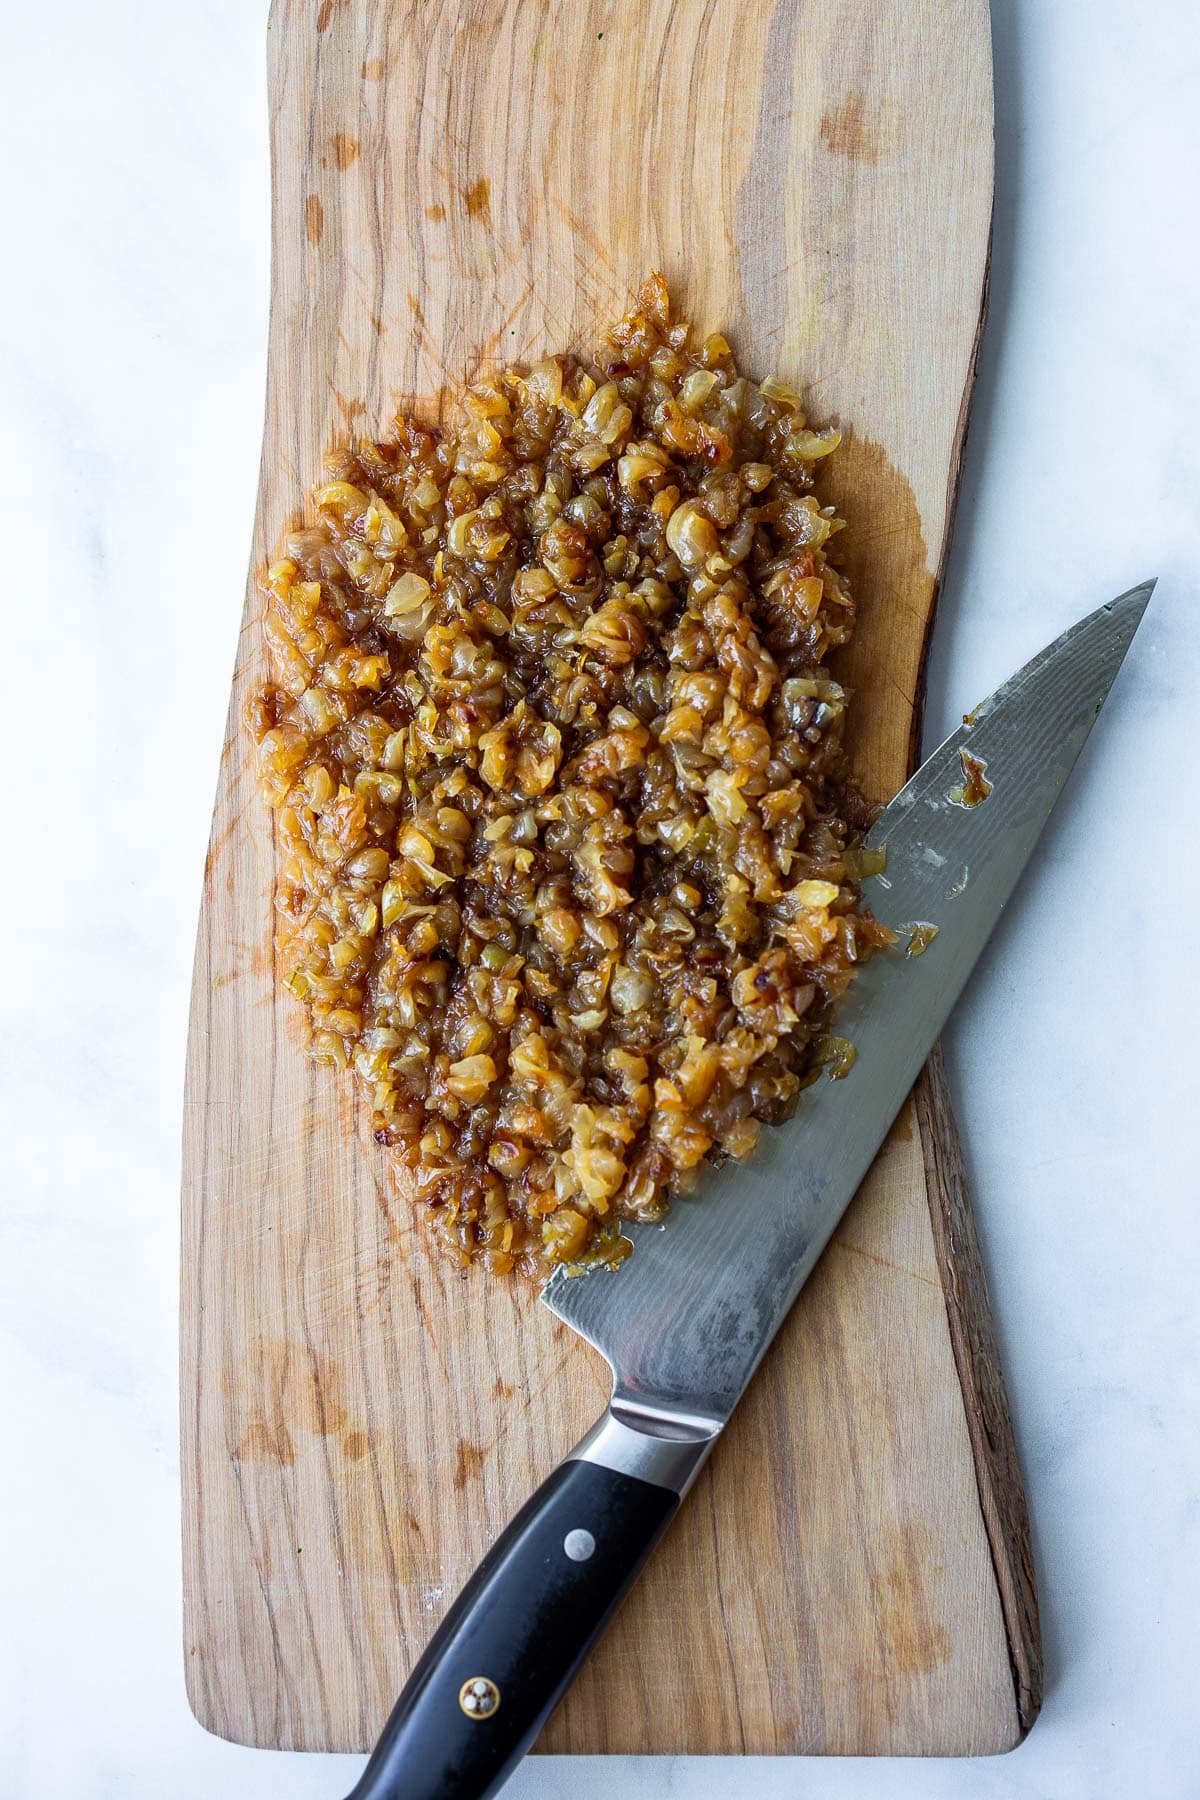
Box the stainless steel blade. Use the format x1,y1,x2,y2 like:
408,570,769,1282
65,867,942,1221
544,581,1153,1438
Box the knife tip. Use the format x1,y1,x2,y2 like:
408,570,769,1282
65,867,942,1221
1114,575,1156,609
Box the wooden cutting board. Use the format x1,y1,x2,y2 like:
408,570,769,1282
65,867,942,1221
182,0,1041,1758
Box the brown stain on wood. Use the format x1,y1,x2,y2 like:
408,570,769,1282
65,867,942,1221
331,132,359,171
405,1274,449,1381
316,0,337,30
212,932,274,989
375,1176,404,1249
343,1431,370,1461
305,193,325,246
282,1004,309,1050
462,177,491,221
234,1417,297,1467
425,203,446,223
452,1438,486,1490
280,1339,348,1436
820,92,882,164
552,200,617,275
833,1239,939,1290
361,57,385,82
331,387,367,430
333,1081,360,1150
203,814,242,890
232,937,274,981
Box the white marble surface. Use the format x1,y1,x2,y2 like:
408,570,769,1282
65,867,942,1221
1,2,1197,1795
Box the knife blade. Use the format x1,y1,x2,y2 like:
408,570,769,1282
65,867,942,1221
348,580,1152,1800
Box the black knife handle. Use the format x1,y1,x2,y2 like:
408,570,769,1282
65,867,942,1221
346,1456,679,1800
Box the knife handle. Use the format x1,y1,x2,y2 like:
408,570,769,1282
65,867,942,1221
346,1410,713,1800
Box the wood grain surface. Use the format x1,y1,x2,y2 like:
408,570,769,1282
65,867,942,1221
181,0,1041,1757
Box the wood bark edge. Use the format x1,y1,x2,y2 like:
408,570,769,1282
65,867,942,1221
916,1045,1044,1736
910,215,1042,1739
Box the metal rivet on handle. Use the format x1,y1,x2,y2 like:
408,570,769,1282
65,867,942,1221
563,1528,596,1562
459,1676,500,1719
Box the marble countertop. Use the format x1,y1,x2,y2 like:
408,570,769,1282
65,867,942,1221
1,2,1196,1796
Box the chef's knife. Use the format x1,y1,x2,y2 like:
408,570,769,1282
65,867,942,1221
348,581,1152,1800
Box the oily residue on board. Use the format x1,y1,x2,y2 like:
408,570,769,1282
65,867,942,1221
305,193,325,246
235,1416,297,1468
331,132,359,171
815,434,935,802
232,1338,350,1467
819,92,882,165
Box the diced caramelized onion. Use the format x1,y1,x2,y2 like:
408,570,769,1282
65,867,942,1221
665,498,719,567
384,571,432,616
788,426,842,461
845,844,888,880
252,275,889,1277
949,749,993,808
813,1035,858,1080
901,921,939,959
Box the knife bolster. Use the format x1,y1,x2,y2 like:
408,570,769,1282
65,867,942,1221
568,1403,720,1498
